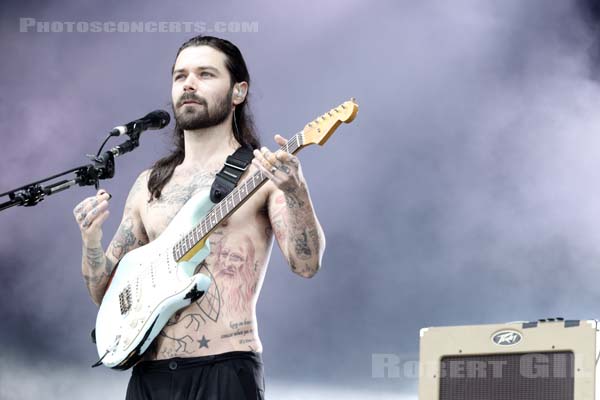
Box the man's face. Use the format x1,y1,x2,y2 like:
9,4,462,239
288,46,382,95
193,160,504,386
217,242,247,280
171,45,233,130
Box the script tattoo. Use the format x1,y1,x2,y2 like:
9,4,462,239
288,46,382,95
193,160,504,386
222,319,255,345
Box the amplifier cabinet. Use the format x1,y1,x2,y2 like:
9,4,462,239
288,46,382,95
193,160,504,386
418,320,600,400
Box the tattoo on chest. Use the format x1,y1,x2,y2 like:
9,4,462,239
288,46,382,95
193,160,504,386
145,171,217,238
153,171,216,205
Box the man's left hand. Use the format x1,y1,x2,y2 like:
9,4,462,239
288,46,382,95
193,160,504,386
252,134,303,193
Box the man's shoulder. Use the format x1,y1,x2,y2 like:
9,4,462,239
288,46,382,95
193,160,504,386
126,169,151,206
138,169,151,182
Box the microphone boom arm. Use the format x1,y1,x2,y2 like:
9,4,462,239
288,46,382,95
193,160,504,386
0,136,138,213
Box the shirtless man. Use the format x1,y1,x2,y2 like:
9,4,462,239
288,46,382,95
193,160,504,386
72,36,325,400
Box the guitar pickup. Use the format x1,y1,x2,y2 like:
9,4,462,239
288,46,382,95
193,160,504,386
119,286,132,315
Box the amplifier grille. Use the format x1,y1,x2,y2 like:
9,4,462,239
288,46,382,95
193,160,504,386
439,352,574,400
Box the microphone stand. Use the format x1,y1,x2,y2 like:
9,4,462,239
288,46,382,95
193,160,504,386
0,134,140,213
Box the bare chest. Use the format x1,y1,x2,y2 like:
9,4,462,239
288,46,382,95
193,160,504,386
141,171,216,241
139,167,275,359
139,168,272,245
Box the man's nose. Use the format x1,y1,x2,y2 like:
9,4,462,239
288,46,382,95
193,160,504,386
183,83,196,92
183,75,197,92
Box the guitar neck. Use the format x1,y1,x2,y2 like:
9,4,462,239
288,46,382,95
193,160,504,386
173,132,305,262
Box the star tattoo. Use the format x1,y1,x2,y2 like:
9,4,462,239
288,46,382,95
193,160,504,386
198,335,210,349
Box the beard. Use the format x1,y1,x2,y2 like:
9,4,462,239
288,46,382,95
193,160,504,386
174,90,233,130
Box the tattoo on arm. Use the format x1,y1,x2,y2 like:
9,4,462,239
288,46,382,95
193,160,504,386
293,230,312,259
82,245,114,293
85,246,105,270
110,217,138,260
108,170,150,260
270,188,324,274
83,273,106,286
284,188,305,209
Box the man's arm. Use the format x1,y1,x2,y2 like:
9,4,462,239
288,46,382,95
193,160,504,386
254,135,326,278
267,183,326,277
74,171,150,305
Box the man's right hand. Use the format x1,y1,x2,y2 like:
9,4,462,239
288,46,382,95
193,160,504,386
73,189,111,245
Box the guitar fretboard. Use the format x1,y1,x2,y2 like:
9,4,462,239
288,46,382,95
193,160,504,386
173,132,304,261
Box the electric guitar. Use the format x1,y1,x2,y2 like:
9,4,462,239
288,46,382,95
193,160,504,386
94,99,359,369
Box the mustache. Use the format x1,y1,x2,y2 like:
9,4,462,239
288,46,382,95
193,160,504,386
177,93,207,107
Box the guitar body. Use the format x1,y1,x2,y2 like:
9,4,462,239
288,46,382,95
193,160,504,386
95,189,214,369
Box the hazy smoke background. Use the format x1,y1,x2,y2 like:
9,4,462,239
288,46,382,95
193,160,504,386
2,0,600,398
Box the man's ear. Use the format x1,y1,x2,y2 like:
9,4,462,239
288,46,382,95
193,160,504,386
232,81,249,105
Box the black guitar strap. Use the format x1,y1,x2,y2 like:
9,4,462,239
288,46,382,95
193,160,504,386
210,146,254,203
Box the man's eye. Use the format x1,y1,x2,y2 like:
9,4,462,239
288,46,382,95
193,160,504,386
201,72,214,77
174,74,184,81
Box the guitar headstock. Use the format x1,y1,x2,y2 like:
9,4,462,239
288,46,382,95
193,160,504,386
302,98,359,146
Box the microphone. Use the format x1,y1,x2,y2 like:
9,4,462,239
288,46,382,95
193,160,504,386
109,110,170,137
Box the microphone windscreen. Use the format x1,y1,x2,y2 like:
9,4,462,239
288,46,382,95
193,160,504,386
145,110,171,129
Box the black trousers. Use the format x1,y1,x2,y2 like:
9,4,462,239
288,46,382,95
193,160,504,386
125,351,265,400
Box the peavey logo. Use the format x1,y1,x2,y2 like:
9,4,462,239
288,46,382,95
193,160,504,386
492,330,522,346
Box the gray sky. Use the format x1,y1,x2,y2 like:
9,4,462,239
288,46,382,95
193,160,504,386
2,0,600,397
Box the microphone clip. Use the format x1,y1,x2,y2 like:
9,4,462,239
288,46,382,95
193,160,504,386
78,151,115,188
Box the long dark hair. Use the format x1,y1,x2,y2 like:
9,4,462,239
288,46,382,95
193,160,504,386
147,36,260,201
